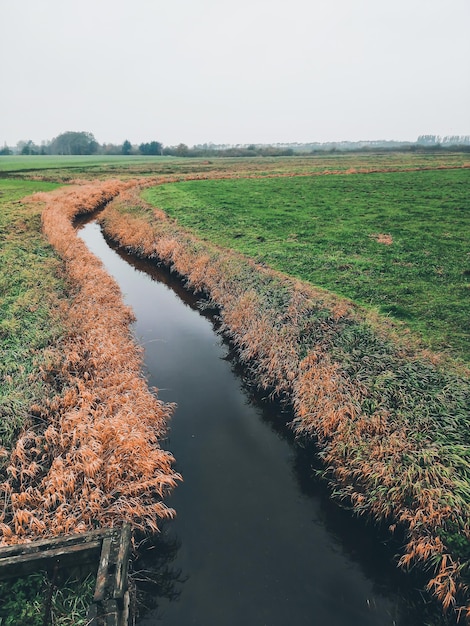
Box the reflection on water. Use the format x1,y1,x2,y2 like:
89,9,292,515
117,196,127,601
78,221,446,626
130,529,185,615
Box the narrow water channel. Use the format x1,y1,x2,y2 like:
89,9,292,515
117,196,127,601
78,221,439,626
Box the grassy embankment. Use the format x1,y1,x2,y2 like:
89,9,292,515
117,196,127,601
0,178,92,624
0,178,181,623
95,162,469,620
1,178,181,537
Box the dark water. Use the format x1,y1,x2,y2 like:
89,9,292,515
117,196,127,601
78,221,440,626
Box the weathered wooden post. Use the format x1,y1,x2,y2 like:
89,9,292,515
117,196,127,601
87,523,132,626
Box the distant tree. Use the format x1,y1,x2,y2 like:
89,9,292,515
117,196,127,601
122,139,132,155
100,143,125,155
49,131,98,155
18,140,40,155
441,135,470,146
139,141,163,155
175,143,189,157
0,144,12,156
417,135,440,146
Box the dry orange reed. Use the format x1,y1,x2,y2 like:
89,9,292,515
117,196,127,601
0,181,181,545
99,185,470,621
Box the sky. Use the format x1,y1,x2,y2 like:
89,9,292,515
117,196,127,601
1,0,469,147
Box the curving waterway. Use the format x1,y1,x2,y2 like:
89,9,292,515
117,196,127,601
78,220,442,626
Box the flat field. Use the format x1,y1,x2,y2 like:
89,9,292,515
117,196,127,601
142,167,470,362
1,150,468,180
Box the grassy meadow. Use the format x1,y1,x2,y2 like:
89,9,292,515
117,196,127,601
1,150,468,181
142,168,470,363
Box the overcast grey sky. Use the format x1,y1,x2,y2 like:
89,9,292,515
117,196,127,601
1,0,469,147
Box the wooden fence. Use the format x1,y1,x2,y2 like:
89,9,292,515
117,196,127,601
0,524,132,626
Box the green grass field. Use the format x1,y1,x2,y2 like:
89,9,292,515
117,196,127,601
0,178,66,450
0,155,173,181
1,150,468,179
0,154,170,171
142,168,470,362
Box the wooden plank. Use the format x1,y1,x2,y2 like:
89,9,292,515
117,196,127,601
113,523,131,602
93,537,112,602
0,540,102,581
0,528,115,559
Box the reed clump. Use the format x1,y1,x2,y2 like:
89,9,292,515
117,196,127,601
0,181,181,544
99,184,470,621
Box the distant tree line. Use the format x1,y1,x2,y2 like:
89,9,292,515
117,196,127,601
416,135,470,147
2,131,470,157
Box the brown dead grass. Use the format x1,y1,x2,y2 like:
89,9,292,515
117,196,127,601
0,181,181,543
371,233,394,245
